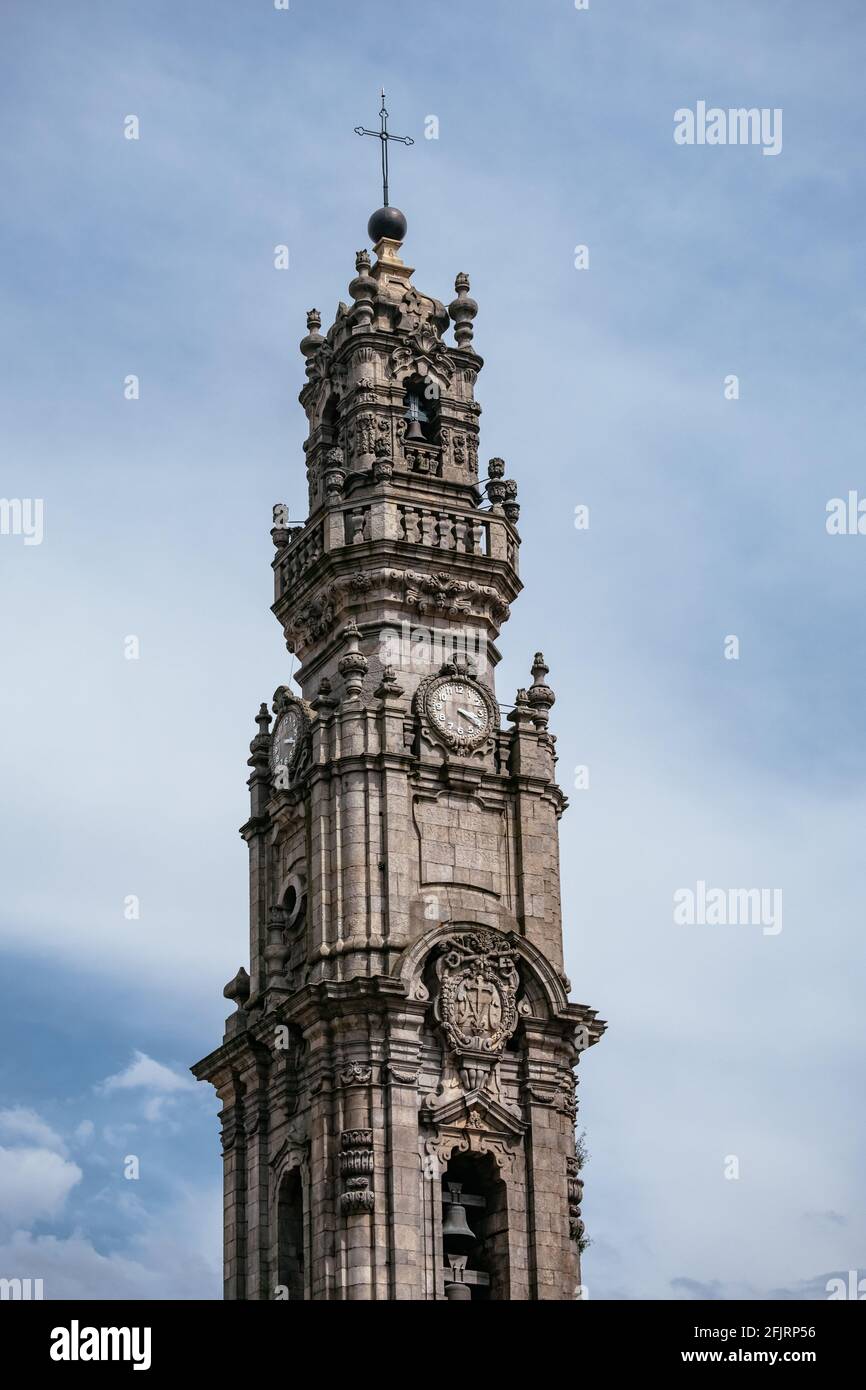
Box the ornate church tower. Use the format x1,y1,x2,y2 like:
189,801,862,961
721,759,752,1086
193,190,605,1301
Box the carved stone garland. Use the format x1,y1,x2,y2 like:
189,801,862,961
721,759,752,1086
288,569,509,650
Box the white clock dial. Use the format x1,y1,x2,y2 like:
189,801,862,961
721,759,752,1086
428,679,492,747
271,707,303,776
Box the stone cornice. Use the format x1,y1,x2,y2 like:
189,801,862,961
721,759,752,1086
238,813,271,842
507,772,568,814
276,745,565,810
273,554,521,669
278,976,421,1033
275,542,521,612
190,1031,271,1087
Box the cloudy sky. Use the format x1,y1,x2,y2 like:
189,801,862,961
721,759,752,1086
1,0,863,1300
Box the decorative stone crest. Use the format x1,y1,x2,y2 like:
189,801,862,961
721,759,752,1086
388,327,454,389
400,287,426,332
433,929,520,1078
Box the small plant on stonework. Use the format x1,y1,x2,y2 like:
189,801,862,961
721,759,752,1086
575,1131,591,1254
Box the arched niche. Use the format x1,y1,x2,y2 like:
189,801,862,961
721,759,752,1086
394,921,570,1022
442,1149,510,1301
402,373,441,445
275,1166,305,1301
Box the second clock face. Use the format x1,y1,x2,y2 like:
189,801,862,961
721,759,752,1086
428,679,492,747
271,707,303,775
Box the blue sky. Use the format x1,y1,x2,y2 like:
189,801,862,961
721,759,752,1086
0,0,864,1299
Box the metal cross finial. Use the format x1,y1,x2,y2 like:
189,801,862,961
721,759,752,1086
354,90,414,207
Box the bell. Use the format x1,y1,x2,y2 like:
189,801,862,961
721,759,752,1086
445,1280,472,1301
442,1200,475,1249
445,1253,472,1299
403,416,426,442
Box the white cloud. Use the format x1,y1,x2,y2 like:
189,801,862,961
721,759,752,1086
0,1107,67,1156
100,1124,138,1149
99,1051,196,1096
0,1185,222,1300
0,1147,82,1227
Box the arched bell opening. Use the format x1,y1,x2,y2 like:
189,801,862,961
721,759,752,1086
276,1168,305,1300
320,393,341,447
441,1151,509,1301
402,374,440,445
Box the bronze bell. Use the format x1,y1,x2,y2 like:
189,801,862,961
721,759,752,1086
442,1200,474,1249
445,1255,472,1300
445,1280,472,1301
403,416,426,442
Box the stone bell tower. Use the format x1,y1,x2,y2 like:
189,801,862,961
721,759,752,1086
192,198,605,1301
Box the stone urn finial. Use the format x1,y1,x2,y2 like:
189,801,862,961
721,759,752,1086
300,309,324,377
485,458,507,510
503,478,521,525
527,652,556,728
248,703,272,764
449,272,478,348
349,251,377,328
223,966,250,1009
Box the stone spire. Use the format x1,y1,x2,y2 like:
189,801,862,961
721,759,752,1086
449,272,478,348
272,204,520,708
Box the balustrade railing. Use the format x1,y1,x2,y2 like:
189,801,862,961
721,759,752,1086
397,505,489,556
276,520,324,596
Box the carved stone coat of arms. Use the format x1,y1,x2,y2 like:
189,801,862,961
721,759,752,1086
433,929,520,1057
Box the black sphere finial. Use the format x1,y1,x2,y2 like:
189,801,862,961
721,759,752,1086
368,205,407,244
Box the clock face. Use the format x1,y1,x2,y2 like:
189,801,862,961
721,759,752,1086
428,678,492,748
271,707,304,776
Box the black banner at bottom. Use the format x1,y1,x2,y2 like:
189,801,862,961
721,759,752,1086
6,1297,860,1374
